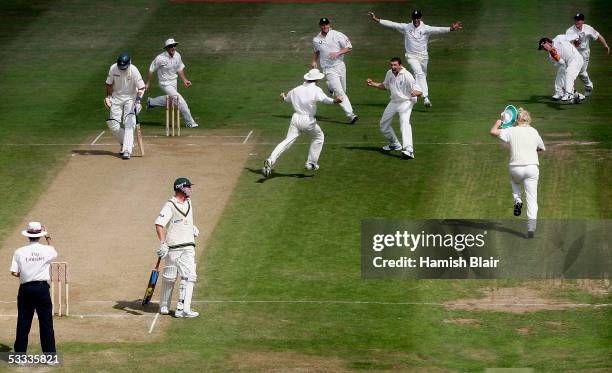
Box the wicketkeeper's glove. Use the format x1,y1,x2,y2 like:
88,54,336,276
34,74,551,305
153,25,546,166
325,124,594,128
157,241,169,259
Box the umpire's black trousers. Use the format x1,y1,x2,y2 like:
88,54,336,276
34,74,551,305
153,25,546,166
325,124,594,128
14,281,56,353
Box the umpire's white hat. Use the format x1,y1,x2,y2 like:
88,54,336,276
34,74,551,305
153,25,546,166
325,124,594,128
304,69,325,81
164,38,179,49
21,222,48,238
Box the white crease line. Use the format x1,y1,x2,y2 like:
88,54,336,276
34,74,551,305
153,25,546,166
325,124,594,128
148,313,160,334
0,314,155,318
90,130,105,145
243,129,254,144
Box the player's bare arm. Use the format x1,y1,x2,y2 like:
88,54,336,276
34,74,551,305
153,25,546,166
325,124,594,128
178,70,192,88
490,119,502,137
597,34,610,55
311,51,320,68
329,47,352,60
11,272,19,277
333,96,343,104
145,70,155,90
411,89,422,97
366,78,386,90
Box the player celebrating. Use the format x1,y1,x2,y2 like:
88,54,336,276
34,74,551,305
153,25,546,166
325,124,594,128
538,35,584,103
311,17,358,124
366,57,422,160
566,12,610,97
367,10,462,108
145,38,199,128
490,108,545,238
155,178,200,318
262,69,342,178
104,53,145,160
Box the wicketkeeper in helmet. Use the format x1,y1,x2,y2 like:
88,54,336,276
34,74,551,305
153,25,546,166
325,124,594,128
104,53,145,160
155,177,200,318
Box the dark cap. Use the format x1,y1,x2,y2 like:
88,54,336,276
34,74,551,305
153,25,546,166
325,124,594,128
319,17,330,25
573,13,585,21
173,177,193,191
411,10,422,19
538,37,552,50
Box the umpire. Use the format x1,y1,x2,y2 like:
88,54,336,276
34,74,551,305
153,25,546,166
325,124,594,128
10,221,57,354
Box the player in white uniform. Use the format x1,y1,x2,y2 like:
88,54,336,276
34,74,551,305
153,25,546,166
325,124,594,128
368,10,462,108
490,108,545,238
145,39,199,128
104,53,145,160
366,57,422,160
155,178,200,318
566,13,610,97
538,35,584,103
262,69,342,178
311,17,358,124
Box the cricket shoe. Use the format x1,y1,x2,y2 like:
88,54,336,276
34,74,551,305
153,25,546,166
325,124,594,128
401,150,414,160
560,93,575,103
186,122,199,128
159,306,169,315
585,86,593,97
121,151,131,160
382,143,402,151
146,97,153,110
423,97,432,108
347,114,359,124
574,92,585,103
175,309,199,318
262,159,272,178
513,200,523,216
305,162,319,171
551,92,563,100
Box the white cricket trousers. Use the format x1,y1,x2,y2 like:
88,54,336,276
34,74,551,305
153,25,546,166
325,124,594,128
106,97,136,154
148,83,197,126
324,63,354,117
267,113,324,167
406,55,429,98
578,52,593,88
509,165,539,231
159,247,197,310
379,100,416,152
554,56,584,95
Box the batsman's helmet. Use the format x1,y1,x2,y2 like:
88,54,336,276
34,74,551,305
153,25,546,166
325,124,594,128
117,53,131,70
174,177,193,191
411,10,422,19
574,13,585,21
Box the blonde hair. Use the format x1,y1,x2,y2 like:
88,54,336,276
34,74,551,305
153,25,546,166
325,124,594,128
516,107,531,125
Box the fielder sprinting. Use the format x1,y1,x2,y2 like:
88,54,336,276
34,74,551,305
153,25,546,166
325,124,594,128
311,17,358,124
366,57,422,160
566,12,610,97
145,38,199,128
490,108,545,238
538,35,585,103
262,69,342,178
104,53,145,160
155,178,200,318
367,10,462,108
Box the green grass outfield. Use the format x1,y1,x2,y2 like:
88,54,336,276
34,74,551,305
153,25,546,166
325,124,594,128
0,0,610,371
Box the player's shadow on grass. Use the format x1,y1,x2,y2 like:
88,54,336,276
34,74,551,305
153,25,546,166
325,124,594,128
113,300,159,315
441,219,526,239
72,149,122,158
245,167,314,183
344,146,402,159
0,344,11,361
513,95,569,110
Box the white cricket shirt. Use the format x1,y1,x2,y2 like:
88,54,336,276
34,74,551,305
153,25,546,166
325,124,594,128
155,196,195,248
284,82,334,117
149,51,186,87
551,34,582,64
499,126,545,166
382,67,421,103
566,24,600,57
10,243,58,284
105,64,145,101
379,20,450,58
313,29,352,70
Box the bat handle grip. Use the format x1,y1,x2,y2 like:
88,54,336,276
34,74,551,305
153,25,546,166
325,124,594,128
155,257,161,270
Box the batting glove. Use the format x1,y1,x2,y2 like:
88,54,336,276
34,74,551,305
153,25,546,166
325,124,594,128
157,241,169,259
193,226,200,237
104,96,112,109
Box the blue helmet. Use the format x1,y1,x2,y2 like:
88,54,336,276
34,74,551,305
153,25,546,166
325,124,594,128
117,53,131,70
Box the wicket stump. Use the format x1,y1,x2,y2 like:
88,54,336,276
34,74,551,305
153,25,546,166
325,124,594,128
50,262,69,316
166,95,180,137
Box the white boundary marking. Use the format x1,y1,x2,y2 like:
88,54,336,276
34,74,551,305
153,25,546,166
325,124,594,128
148,313,160,334
242,129,254,144
90,130,105,145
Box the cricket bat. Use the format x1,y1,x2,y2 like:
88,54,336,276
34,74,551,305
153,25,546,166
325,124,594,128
142,257,161,305
136,124,145,156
